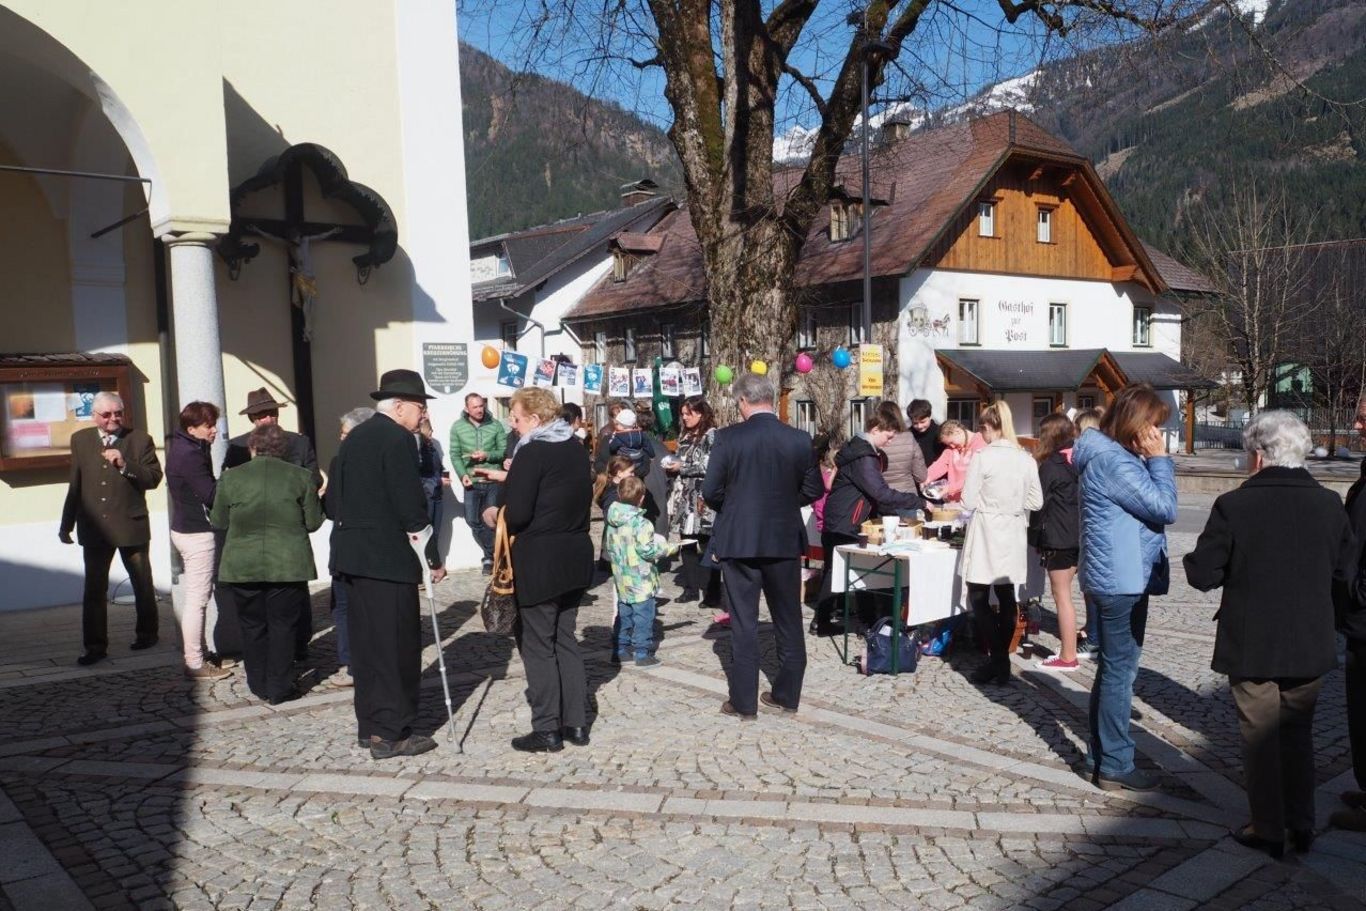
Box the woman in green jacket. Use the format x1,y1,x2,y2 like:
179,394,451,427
211,423,324,704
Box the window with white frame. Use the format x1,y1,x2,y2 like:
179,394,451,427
1077,394,1096,410
700,320,711,360
1032,397,1054,430
660,322,675,359
978,201,995,237
500,319,518,351
847,304,865,346
849,399,868,438
795,400,818,436
595,329,608,361
946,398,979,430
624,326,637,361
1037,207,1053,244
958,299,979,345
796,309,818,350
1048,303,1067,347
1133,305,1152,347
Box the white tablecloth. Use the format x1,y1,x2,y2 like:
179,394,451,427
830,544,966,627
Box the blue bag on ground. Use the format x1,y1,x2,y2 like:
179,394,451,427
919,615,963,657
862,618,919,675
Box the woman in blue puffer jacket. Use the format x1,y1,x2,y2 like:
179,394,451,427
1073,383,1178,793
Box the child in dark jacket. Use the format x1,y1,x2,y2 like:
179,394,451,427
607,408,655,478
1030,413,1085,670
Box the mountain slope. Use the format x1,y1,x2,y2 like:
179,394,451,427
459,44,682,239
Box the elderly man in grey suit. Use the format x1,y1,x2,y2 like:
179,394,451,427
60,391,163,665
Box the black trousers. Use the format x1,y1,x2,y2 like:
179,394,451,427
81,544,158,653
967,582,1018,674
293,585,312,660
517,591,588,733
231,583,304,703
1348,641,1366,791
679,534,720,599
345,575,421,742
721,557,806,715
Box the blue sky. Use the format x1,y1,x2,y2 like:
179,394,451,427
454,0,1089,134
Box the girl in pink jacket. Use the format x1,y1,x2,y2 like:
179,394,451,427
924,420,986,501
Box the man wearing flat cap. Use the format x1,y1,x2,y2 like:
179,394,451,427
329,369,447,760
219,388,322,664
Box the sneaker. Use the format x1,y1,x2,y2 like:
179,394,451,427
634,656,661,668
1094,767,1160,792
1036,655,1079,672
369,734,438,760
328,666,354,687
482,560,493,576
1077,636,1099,660
184,663,231,681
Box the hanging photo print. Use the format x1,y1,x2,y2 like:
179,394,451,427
608,367,631,398
533,359,556,388
557,362,579,387
659,364,682,397
631,368,652,398
682,367,703,396
583,364,604,394
497,350,528,389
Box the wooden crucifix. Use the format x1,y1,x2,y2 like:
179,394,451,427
225,155,385,444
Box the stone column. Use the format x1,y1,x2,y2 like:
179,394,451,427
165,233,229,471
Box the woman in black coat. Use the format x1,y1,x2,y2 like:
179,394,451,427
477,386,594,754
1184,410,1356,858
1030,413,1084,671
813,410,923,634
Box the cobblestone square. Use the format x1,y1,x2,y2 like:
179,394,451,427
2,494,1364,910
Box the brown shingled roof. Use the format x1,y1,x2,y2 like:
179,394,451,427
1140,242,1217,294
568,111,1194,321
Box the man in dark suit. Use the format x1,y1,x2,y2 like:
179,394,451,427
703,372,823,719
1335,397,1366,831
219,387,321,662
221,388,320,484
59,391,164,665
329,369,446,760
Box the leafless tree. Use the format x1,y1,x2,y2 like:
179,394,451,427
468,0,1209,416
1187,181,1321,417
1304,242,1366,453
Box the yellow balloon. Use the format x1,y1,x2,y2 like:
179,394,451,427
750,359,768,375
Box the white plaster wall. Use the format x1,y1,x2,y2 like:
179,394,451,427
393,0,479,570
0,519,172,612
896,268,1185,443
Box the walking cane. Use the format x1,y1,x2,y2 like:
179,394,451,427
409,527,457,740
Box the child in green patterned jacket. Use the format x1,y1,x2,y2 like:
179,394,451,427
606,476,682,667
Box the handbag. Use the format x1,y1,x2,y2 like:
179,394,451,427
479,508,518,635
861,618,920,675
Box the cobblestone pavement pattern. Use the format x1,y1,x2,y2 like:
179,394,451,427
1,493,1364,910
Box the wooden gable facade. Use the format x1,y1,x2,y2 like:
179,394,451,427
921,157,1163,291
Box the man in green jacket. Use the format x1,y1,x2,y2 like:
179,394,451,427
448,392,506,572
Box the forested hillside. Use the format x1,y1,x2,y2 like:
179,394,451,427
459,44,681,239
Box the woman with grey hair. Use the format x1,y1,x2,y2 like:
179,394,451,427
1184,409,1356,858
320,407,375,686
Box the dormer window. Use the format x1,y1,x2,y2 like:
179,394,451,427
612,250,636,282
830,200,863,242
610,232,663,282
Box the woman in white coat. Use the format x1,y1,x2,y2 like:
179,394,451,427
960,400,1043,685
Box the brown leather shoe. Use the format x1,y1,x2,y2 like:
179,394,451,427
720,701,756,721
759,691,796,714
184,664,231,681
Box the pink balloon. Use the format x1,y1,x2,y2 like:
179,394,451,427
794,352,814,374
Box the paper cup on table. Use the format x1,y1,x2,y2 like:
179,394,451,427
882,517,898,540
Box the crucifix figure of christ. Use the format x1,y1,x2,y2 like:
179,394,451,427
249,224,343,342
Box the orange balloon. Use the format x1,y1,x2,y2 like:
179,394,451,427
480,346,501,369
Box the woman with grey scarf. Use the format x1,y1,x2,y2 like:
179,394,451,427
474,387,593,753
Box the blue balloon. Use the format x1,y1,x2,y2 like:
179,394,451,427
832,346,852,369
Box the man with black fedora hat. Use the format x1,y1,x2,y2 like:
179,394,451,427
220,387,322,666
329,368,447,760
